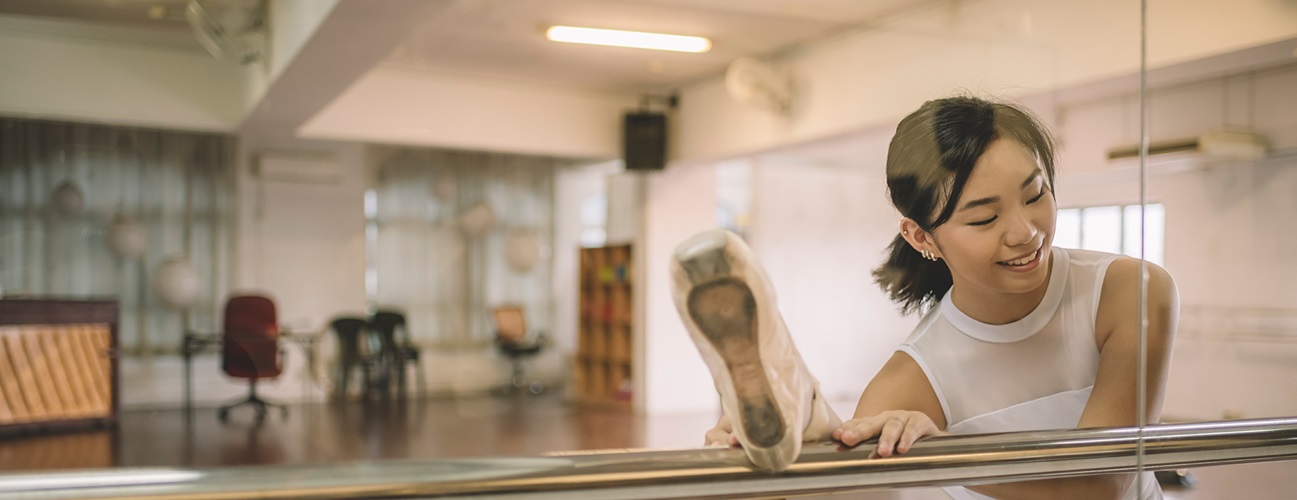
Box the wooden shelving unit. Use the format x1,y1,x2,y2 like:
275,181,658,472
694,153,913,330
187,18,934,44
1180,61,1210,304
575,244,634,408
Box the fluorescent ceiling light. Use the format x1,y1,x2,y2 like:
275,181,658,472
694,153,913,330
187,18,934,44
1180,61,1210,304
546,26,711,53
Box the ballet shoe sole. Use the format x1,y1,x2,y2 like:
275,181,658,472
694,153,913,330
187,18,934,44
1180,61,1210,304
686,277,785,449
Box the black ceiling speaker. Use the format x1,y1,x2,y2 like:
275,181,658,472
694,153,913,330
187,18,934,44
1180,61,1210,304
623,112,667,170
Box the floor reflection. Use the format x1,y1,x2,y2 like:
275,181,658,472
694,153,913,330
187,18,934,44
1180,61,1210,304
0,392,717,471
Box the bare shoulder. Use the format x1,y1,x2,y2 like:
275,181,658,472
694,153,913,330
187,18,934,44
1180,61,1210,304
855,350,946,429
1095,256,1179,350
875,351,928,388
1103,256,1174,285
1084,257,1180,427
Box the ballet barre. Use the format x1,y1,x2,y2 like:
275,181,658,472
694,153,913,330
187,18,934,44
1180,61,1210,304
2,416,1295,499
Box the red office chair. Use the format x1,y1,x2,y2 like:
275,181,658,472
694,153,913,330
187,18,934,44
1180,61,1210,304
218,295,287,423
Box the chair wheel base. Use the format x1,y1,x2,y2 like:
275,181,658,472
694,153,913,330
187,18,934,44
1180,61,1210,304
218,395,287,424
492,380,546,397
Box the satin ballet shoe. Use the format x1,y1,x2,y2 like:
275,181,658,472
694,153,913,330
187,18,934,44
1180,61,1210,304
671,229,842,471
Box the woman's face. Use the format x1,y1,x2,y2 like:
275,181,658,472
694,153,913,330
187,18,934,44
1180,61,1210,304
931,138,1056,297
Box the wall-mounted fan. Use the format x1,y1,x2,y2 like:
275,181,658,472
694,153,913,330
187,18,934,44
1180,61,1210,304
185,0,267,65
725,57,796,117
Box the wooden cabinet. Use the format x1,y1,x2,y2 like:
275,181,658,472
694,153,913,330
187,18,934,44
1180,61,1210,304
0,299,118,435
575,244,633,408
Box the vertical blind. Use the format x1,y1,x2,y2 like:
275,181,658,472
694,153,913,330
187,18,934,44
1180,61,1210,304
370,147,569,347
0,118,235,355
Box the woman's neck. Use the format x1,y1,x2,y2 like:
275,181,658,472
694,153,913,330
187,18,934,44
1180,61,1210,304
948,253,1053,325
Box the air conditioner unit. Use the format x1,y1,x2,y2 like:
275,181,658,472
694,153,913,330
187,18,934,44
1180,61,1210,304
1107,129,1268,163
256,152,341,184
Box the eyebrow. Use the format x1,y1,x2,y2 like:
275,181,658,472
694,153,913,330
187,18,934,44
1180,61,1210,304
956,170,1043,212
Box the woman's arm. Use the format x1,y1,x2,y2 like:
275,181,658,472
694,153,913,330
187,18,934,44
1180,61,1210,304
705,348,945,452
836,350,947,456
967,258,1179,499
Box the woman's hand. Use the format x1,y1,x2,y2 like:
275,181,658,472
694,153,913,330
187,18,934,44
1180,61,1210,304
832,410,945,457
704,414,739,447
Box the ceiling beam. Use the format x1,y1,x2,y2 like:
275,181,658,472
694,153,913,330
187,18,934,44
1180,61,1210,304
240,0,448,130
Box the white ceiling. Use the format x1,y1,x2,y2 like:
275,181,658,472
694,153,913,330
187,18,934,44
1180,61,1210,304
0,0,937,94
0,0,198,48
0,0,189,24
385,0,931,92
3,0,1294,166
0,0,936,168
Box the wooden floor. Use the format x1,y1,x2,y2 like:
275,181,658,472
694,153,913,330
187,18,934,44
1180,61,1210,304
0,393,1291,499
0,392,721,471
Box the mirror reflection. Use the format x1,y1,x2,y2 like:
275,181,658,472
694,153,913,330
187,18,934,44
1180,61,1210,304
0,0,1293,498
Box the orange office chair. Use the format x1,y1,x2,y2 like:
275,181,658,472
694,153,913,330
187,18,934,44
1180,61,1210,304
218,295,286,423
492,306,548,395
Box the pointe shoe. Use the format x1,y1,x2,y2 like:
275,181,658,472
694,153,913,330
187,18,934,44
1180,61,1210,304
671,230,842,471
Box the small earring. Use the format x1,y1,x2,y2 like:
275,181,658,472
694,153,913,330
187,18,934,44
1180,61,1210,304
902,230,909,236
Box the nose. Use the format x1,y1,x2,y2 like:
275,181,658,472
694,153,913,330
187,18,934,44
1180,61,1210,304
1003,210,1038,248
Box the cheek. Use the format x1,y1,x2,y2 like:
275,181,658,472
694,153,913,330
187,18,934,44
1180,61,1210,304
1037,200,1058,240
939,229,1001,267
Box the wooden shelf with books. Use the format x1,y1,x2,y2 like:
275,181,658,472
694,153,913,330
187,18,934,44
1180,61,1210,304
575,244,634,409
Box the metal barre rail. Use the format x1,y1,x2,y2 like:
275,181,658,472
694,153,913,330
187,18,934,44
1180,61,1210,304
2,417,1295,499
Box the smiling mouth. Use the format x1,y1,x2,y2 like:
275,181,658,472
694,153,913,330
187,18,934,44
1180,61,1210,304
999,246,1043,267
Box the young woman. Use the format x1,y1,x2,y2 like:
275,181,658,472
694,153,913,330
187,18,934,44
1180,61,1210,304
694,96,1177,499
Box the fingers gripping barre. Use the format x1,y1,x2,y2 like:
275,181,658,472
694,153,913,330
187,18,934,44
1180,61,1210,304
833,411,946,457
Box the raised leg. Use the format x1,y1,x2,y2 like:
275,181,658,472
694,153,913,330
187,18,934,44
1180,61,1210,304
671,230,842,471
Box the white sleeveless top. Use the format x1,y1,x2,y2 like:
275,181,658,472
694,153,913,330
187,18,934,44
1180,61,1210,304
899,247,1161,500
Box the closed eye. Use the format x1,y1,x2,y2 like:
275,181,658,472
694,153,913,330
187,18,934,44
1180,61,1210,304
969,186,1046,226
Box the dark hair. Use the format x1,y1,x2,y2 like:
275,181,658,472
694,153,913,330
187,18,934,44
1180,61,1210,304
872,96,1057,314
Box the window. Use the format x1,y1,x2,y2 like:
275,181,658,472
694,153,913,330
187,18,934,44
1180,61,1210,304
714,160,753,238
365,149,559,345
0,118,234,355
1054,204,1164,265
579,194,607,247
364,188,379,304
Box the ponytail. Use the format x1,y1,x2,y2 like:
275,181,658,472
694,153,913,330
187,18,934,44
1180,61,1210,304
872,234,952,315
